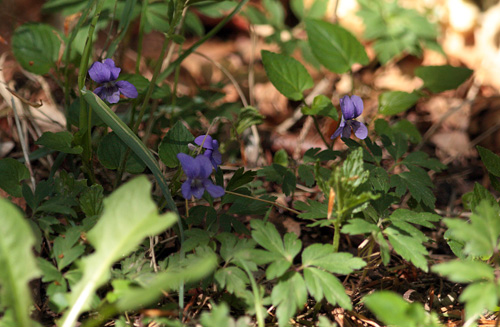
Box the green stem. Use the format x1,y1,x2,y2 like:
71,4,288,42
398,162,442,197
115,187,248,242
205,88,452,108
63,0,95,120
332,215,341,253
312,115,331,149
158,0,250,81
240,261,265,327
225,190,301,215
135,0,149,74
78,0,105,185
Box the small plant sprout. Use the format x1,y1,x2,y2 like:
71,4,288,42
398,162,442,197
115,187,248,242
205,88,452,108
88,58,138,103
194,135,222,170
177,153,225,200
331,95,368,140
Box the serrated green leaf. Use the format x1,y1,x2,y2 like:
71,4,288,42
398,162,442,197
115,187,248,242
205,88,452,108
272,272,308,327
385,226,429,272
0,158,29,197
251,221,302,279
97,132,146,173
294,199,327,219
0,198,41,327
257,164,296,196
477,146,500,177
389,209,440,228
432,260,495,283
390,167,436,208
215,266,249,294
379,91,420,115
460,281,498,320
444,200,500,257
12,23,60,75
298,164,315,187
341,218,379,235
415,65,473,93
158,121,194,168
402,151,446,171
79,184,104,218
60,177,177,327
469,182,498,212
303,267,351,309
305,18,369,73
35,131,83,154
302,244,365,274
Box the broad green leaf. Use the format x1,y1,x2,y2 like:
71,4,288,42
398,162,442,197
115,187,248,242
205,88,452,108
52,226,85,270
415,65,473,93
12,23,60,75
158,121,194,168
444,200,500,257
0,158,29,197
200,302,251,327
273,149,289,167
302,244,366,274
305,18,369,73
82,90,178,214
0,198,41,327
225,168,257,192
215,266,249,294
262,0,285,28
392,120,422,144
60,177,177,327
385,226,429,272
432,260,495,283
303,267,351,309
341,218,379,235
35,131,83,154
364,291,441,327
301,94,338,120
251,221,302,279
250,220,285,255
460,281,498,320
272,272,307,327
261,50,313,101
236,106,265,135
467,182,498,212
378,91,420,115
477,146,500,177
115,250,217,311
97,132,146,173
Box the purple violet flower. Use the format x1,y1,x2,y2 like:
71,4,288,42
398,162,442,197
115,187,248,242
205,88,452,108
194,135,222,170
331,95,368,140
88,58,138,104
177,153,225,200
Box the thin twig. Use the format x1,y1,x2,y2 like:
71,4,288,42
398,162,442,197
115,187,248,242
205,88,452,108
225,190,301,215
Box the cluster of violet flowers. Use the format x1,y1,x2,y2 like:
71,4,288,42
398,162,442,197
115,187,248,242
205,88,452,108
177,135,224,200
88,59,367,200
